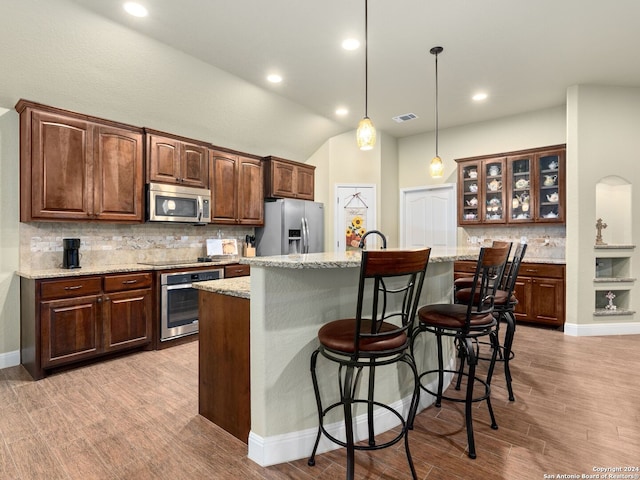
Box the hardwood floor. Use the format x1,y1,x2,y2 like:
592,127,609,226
1,324,639,479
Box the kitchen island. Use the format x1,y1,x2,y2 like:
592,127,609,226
196,248,477,467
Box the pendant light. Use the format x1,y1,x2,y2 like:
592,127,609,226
356,0,376,150
430,46,444,178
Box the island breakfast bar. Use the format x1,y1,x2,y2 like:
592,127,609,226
196,248,477,467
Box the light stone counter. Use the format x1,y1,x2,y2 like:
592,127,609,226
16,259,239,280
193,277,250,299
239,246,480,269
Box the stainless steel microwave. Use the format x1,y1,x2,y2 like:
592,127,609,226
147,182,211,223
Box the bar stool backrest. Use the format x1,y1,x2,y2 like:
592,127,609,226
464,245,511,332
354,248,431,357
499,242,528,298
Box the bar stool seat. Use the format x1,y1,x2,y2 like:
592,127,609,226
318,319,408,352
308,248,431,480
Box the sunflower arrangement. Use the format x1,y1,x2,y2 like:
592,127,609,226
346,215,366,248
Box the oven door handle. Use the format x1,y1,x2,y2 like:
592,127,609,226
164,283,194,291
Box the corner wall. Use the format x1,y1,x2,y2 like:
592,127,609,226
566,85,640,335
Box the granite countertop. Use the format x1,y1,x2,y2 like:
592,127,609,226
239,247,483,269
239,247,566,270
16,259,239,280
193,277,250,299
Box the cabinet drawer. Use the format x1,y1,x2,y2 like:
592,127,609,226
104,273,152,292
519,263,564,279
454,261,476,274
224,264,250,278
40,276,102,300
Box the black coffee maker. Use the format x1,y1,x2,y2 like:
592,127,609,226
63,238,81,269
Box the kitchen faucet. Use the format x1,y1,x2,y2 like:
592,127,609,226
358,230,387,250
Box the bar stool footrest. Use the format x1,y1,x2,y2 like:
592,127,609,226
418,368,491,404
319,399,409,451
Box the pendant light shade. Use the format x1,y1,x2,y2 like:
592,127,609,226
430,46,444,178
430,155,444,178
357,116,376,150
357,0,376,151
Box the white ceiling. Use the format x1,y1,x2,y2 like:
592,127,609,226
69,0,640,138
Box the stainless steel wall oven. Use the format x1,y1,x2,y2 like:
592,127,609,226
160,268,224,341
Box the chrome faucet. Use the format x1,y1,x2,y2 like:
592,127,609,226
358,230,387,250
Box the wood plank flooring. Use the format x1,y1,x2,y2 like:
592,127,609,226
1,324,639,479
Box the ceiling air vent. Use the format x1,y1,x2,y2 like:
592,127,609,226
392,113,418,123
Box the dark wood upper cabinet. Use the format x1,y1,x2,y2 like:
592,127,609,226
263,156,315,200
17,100,144,223
146,129,209,188
456,144,565,226
210,149,264,225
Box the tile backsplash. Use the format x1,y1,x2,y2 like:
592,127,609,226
458,225,565,260
20,222,255,270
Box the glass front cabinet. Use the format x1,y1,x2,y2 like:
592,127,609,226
457,145,565,226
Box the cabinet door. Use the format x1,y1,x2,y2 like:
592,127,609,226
458,161,482,224
483,158,506,223
295,164,315,200
270,160,296,198
40,295,101,368
148,135,181,184
512,277,533,322
28,111,92,220
211,150,238,223
536,149,564,223
530,277,564,326
103,288,152,351
237,157,264,225
181,143,209,188
507,154,533,223
93,126,144,222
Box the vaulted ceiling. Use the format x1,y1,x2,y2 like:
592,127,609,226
69,0,640,138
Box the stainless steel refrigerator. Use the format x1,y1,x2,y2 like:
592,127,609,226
255,199,324,255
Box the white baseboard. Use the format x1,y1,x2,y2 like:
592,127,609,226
248,367,454,467
0,350,20,370
564,321,640,336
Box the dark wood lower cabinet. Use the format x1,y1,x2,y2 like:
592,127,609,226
21,272,152,380
198,291,250,443
454,260,565,327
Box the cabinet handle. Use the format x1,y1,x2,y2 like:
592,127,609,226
524,268,538,273
64,285,83,291
122,280,138,284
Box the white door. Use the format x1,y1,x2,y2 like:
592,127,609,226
335,184,377,252
400,184,457,248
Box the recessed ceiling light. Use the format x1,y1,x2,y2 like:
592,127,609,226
335,108,349,116
342,38,360,51
472,92,488,101
123,2,148,17
267,74,283,84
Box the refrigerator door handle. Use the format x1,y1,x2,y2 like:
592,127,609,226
302,217,309,253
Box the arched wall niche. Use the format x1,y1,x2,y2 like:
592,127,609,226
595,175,632,245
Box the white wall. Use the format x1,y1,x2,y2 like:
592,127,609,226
0,110,20,367
566,85,640,334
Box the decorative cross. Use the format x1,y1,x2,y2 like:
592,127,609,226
605,291,617,310
595,218,608,245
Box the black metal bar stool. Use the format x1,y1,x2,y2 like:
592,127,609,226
456,242,527,401
411,244,510,459
308,248,431,480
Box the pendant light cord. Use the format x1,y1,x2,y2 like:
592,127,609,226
364,0,369,118
434,49,439,156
